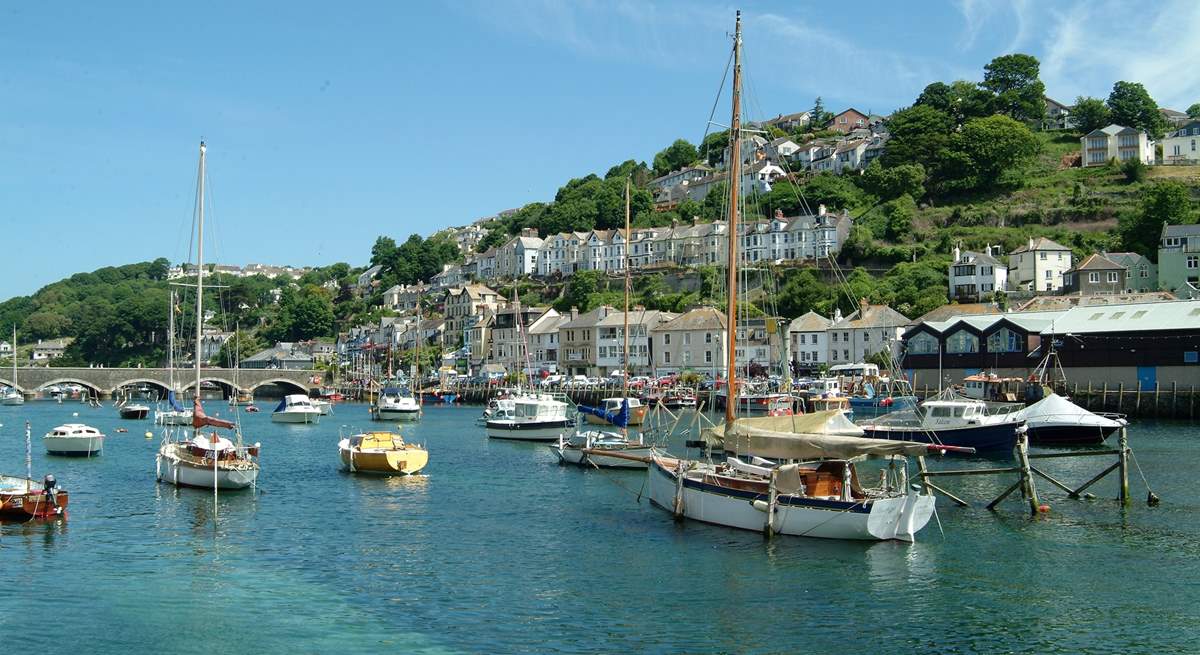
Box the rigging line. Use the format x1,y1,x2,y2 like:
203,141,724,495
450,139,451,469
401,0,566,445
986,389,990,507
699,44,736,166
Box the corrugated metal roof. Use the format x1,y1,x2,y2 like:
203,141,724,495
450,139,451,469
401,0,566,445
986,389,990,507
1041,299,1200,334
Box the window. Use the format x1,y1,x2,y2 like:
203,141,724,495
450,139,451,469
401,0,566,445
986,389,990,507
987,328,1021,353
843,332,849,341
1040,252,1047,260
831,350,837,361
811,350,819,361
1141,267,1149,278
705,350,712,363
1089,272,1099,283
1046,270,1053,280
953,265,974,277
1189,256,1199,270
863,332,870,342
683,333,691,345
799,334,806,345
1108,272,1119,283
832,333,838,343
705,332,713,344
663,333,671,345
908,332,939,354
945,330,979,354
843,349,849,360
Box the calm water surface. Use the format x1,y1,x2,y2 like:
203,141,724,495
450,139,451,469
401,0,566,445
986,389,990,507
0,401,1196,653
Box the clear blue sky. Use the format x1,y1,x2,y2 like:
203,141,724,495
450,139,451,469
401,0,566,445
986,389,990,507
2,1,1195,299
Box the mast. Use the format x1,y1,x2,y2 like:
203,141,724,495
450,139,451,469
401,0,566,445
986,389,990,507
622,177,631,403
194,141,206,403
12,325,16,393
415,290,422,409
168,290,175,393
724,11,742,431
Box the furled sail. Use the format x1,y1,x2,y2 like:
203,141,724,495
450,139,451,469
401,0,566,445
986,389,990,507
706,410,973,459
576,399,630,428
193,399,235,430
167,390,185,412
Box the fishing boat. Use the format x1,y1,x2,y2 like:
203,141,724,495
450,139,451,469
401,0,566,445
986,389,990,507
2,326,23,406
640,13,973,542
271,394,322,424
156,142,261,491
847,377,918,415
961,371,1025,402
661,387,697,409
44,423,104,456
858,396,1024,453
374,386,421,421
1015,393,1126,445
338,430,428,475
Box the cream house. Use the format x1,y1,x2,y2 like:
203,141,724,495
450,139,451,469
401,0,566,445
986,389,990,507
1008,237,1073,293
1081,124,1154,167
651,307,727,375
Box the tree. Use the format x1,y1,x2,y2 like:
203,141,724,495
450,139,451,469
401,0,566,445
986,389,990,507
1107,81,1166,138
915,80,993,127
1121,158,1147,184
652,139,698,176
555,270,605,312
952,115,1040,189
1119,180,1196,259
860,161,926,201
810,97,833,128
981,54,1046,123
1071,96,1111,134
882,195,917,241
1188,103,1200,119
880,105,956,177
699,131,729,167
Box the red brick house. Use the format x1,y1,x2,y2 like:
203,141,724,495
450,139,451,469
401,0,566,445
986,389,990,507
826,108,869,134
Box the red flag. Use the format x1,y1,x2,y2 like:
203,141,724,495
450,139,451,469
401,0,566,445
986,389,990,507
193,399,235,430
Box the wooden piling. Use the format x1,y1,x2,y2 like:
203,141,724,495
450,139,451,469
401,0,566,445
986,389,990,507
1015,432,1039,516
1118,425,1130,505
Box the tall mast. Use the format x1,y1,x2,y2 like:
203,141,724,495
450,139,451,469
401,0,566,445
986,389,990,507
622,177,631,402
724,11,742,430
168,290,175,392
194,141,206,401
415,290,421,408
12,325,16,391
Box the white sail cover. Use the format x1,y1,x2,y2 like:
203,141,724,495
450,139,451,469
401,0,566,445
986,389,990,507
704,410,937,459
1017,393,1124,428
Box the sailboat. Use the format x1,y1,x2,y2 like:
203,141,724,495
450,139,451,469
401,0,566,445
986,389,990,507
156,142,261,490
2,326,24,405
1,423,67,520
555,178,653,468
155,290,194,426
640,13,968,541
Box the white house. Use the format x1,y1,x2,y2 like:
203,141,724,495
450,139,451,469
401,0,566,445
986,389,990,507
0,340,12,357
787,311,832,372
651,307,727,375
1162,120,1200,164
826,301,910,365
594,309,675,376
1081,124,1154,167
527,311,569,373
949,246,1007,302
496,234,542,279
1008,237,1072,293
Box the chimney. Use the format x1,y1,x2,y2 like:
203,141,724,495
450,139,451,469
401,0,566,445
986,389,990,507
984,243,991,257
774,209,784,220
570,306,579,320
834,308,843,322
818,204,827,216
1028,237,1035,250
859,297,869,314
953,244,961,262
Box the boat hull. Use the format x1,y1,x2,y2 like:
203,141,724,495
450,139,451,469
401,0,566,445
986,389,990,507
0,481,67,521
119,408,149,419
583,405,648,426
339,446,428,475
156,446,259,490
554,444,651,469
1,396,25,406
375,408,421,421
859,421,1020,454
44,435,103,456
647,458,931,541
1026,423,1120,446
271,411,321,424
486,419,572,441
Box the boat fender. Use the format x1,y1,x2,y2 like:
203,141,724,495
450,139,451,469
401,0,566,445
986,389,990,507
751,499,770,513
1147,491,1160,506
1037,504,1050,513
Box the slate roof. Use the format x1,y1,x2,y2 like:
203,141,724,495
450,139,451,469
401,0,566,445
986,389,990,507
1069,253,1123,272
653,307,726,332
1011,237,1071,254
787,311,832,333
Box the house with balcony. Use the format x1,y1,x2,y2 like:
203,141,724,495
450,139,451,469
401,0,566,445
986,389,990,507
1081,124,1154,167
1162,120,1200,164
1008,237,1073,293
496,234,542,279
1042,96,1074,130
948,246,1006,301
1158,224,1200,298
489,305,551,374
527,311,569,373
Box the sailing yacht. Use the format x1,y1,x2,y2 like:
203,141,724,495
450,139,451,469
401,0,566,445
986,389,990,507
155,291,194,426
373,295,424,422
555,179,652,467
641,13,966,541
156,142,260,490
2,326,24,406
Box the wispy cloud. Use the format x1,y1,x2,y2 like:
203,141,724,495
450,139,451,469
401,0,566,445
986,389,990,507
1040,0,1200,108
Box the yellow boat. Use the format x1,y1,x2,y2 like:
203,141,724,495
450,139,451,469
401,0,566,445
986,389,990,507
338,431,428,475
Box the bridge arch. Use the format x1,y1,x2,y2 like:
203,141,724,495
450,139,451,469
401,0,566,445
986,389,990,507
0,376,29,394
32,377,106,398
108,378,173,398
247,378,310,395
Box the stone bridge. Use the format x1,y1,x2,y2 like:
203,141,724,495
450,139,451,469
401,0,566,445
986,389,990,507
0,367,319,399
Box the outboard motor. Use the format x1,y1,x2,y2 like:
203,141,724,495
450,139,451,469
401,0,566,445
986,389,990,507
43,474,58,506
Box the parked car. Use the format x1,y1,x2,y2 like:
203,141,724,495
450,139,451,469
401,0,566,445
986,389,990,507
569,375,590,388
541,374,564,388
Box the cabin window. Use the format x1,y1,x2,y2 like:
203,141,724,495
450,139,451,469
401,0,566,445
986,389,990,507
986,328,1021,353
945,330,979,354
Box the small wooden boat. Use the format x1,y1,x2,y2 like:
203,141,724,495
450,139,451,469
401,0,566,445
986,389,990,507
0,474,67,521
339,431,428,475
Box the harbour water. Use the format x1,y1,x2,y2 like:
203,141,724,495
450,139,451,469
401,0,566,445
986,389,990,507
1,401,1196,653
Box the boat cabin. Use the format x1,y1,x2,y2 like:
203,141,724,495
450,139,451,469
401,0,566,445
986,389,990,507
47,424,102,437
921,399,988,428
961,373,1023,402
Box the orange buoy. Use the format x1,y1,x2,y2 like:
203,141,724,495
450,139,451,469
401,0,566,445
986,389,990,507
1037,504,1051,513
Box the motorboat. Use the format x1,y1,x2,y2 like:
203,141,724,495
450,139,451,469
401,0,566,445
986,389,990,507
0,474,67,520
961,372,1025,402
1015,393,1127,445
338,430,428,475
271,394,322,424
478,395,515,425
373,386,420,421
847,378,918,415
661,387,697,410
553,428,651,469
584,397,647,426
485,392,573,441
858,397,1024,454
44,424,105,456
312,398,333,415
118,401,150,420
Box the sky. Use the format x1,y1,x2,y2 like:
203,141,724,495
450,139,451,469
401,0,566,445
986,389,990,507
2,0,1198,300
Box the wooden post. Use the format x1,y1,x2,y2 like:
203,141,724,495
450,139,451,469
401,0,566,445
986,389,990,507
765,469,778,537
1134,381,1140,413
1154,382,1161,418
1172,381,1178,419
1015,432,1039,516
916,456,933,495
1191,384,1195,420
1101,381,1108,411
1118,426,1130,505
1086,380,1093,411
